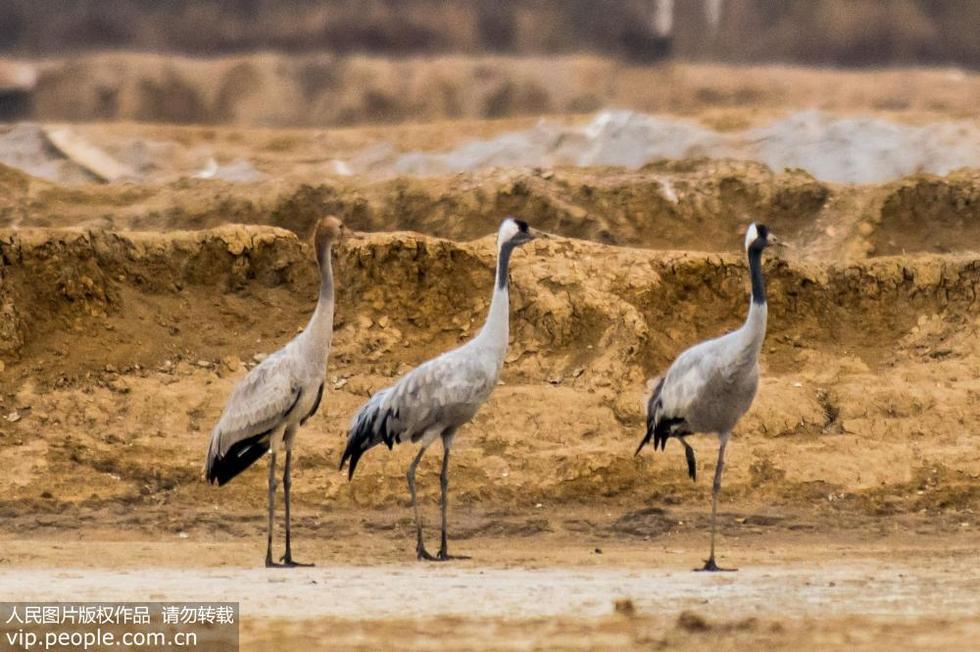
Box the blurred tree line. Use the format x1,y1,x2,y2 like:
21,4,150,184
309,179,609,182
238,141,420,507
0,0,977,68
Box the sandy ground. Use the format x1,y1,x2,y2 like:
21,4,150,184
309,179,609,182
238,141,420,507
0,63,978,650
2,531,979,650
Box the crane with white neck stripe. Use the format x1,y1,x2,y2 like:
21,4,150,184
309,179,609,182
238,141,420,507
340,217,543,561
636,222,784,572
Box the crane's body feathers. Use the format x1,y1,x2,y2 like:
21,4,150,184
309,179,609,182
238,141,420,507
206,346,323,485
653,328,761,440
341,332,502,479
302,383,324,426
638,325,763,460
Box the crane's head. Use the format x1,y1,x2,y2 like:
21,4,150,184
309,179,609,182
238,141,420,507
315,216,345,265
744,222,783,252
497,217,537,250
317,216,344,243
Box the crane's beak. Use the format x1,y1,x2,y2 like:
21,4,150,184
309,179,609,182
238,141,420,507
529,227,555,241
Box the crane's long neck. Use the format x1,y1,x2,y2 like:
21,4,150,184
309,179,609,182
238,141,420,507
305,245,335,364
739,244,768,352
477,241,513,351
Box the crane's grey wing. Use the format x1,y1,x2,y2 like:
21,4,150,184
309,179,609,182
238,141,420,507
659,337,727,418
641,337,729,453
384,352,494,439
659,329,758,435
340,350,494,479
205,353,301,485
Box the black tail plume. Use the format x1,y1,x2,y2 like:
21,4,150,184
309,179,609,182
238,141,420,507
340,397,395,480
206,430,272,487
635,419,655,456
635,377,665,456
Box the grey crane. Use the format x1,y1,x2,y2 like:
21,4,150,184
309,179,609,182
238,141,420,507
635,223,782,572
205,216,345,568
340,217,541,561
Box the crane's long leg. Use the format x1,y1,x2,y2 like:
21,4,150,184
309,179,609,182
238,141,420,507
264,451,281,568
697,431,736,572
407,445,435,561
280,447,313,567
437,434,468,562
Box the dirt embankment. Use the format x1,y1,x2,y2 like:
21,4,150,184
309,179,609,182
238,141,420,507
872,169,980,256
1,160,831,248
0,226,977,536
3,158,978,260
13,55,980,126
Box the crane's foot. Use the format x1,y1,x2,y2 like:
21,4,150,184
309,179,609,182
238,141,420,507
265,556,286,569
436,550,471,561
417,545,438,561
279,554,314,568
694,556,737,572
